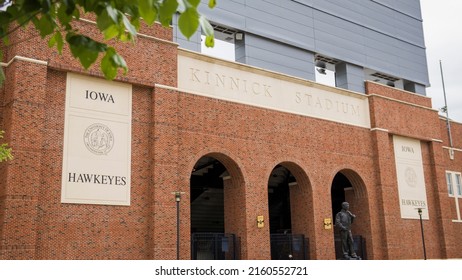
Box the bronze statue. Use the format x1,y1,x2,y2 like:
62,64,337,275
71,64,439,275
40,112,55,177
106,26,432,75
335,202,360,259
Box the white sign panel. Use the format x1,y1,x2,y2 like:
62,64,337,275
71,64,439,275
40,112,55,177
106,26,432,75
178,52,370,128
61,73,132,205
393,136,429,219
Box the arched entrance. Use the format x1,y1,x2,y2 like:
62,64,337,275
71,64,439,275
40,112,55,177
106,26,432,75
267,163,312,260
331,169,369,259
190,154,243,260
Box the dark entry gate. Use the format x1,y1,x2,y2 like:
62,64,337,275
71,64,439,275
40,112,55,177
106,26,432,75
270,234,309,260
191,233,238,260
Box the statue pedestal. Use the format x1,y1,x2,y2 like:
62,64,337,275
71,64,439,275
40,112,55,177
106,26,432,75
339,255,362,260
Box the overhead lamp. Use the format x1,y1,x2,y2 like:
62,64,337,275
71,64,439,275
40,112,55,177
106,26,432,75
315,61,327,75
316,67,327,75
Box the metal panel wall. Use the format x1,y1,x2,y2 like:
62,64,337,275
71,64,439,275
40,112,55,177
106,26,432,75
175,0,429,90
236,34,316,80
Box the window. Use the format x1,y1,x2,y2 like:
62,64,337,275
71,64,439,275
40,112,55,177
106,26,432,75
446,171,462,222
201,35,235,61
446,171,462,197
200,24,237,61
446,172,454,196
314,55,337,87
456,173,462,196
315,66,336,87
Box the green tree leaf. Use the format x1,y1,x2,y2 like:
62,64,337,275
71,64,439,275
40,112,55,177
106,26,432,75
205,34,214,47
139,0,157,25
101,47,127,80
0,69,4,87
102,24,120,40
57,2,74,28
188,0,201,8
105,5,119,23
66,33,107,69
0,0,217,83
35,15,55,37
121,13,137,37
208,0,217,8
96,8,115,34
48,31,64,53
22,0,42,13
0,130,13,162
159,0,178,26
199,15,213,37
62,0,76,15
178,7,199,39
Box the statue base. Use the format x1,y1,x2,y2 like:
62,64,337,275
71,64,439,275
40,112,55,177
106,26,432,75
339,255,362,260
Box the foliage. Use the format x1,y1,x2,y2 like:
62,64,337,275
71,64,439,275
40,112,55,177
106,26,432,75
0,0,216,82
0,130,13,162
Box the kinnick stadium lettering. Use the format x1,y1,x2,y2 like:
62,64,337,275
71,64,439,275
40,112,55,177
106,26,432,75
68,172,127,186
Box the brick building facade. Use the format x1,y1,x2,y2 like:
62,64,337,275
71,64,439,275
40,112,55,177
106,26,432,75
1,20,461,260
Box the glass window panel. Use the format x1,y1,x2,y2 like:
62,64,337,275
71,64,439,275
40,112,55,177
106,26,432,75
446,172,454,196
456,174,462,196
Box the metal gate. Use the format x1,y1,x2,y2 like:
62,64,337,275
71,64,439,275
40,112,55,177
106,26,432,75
191,233,238,260
270,234,309,260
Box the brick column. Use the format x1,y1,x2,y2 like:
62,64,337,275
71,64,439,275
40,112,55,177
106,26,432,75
223,176,250,259
370,129,397,259
427,141,453,258
151,86,182,259
289,178,318,259
0,59,47,259
309,175,336,260
242,180,271,260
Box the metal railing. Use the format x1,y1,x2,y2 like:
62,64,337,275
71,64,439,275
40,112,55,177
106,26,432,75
192,232,312,260
191,233,238,260
270,234,310,260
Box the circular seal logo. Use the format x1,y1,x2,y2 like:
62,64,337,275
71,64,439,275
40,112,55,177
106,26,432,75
83,123,114,155
404,167,417,188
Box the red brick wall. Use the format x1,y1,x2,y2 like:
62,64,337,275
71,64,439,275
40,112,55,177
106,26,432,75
0,58,48,259
0,19,176,259
437,119,462,258
1,20,461,260
174,91,377,259
29,70,157,259
366,82,440,140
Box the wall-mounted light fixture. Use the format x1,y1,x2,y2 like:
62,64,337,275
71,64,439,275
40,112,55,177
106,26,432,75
323,218,332,230
315,61,327,75
257,215,264,228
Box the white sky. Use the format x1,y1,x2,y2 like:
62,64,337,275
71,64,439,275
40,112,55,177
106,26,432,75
202,1,462,122
421,0,462,122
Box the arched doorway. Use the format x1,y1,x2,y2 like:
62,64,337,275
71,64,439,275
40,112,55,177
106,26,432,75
331,169,369,259
191,156,226,234
190,154,242,260
267,163,312,260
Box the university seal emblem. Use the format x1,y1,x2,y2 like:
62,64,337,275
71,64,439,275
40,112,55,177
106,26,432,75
404,167,417,188
83,123,114,155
